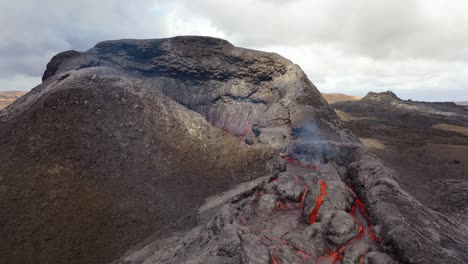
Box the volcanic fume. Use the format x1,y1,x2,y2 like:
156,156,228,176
0,36,467,264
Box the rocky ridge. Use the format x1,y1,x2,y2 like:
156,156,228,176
333,91,467,127
0,37,467,264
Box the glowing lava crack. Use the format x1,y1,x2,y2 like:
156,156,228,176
309,180,327,224
236,157,388,264
114,158,399,264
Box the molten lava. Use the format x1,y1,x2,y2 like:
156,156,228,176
318,190,381,263
242,160,382,264
308,180,327,224
271,254,279,264
350,197,381,243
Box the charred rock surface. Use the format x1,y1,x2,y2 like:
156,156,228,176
0,36,353,264
0,73,280,264
349,152,468,263
40,36,355,148
114,154,468,264
113,162,394,264
1,37,467,264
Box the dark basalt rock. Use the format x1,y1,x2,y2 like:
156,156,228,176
38,36,353,146
364,251,398,264
1,36,467,264
326,211,360,246
0,36,353,264
42,50,82,81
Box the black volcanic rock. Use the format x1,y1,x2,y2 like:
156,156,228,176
42,50,81,81
0,73,279,264
39,36,353,148
1,37,467,264
0,36,353,264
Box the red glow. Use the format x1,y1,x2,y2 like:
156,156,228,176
317,181,382,262
318,250,342,264
274,185,309,211
278,202,289,210
268,175,279,183
271,254,279,264
241,160,382,264
319,181,327,196
308,181,327,224
350,197,381,243
239,124,252,142
369,228,381,242
355,198,366,210
282,156,321,171
359,255,365,264
308,196,323,223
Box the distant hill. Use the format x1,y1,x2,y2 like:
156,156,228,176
329,91,468,231
332,91,467,124
0,91,26,109
321,92,362,103
456,101,468,110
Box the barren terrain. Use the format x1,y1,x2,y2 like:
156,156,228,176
2,38,467,264
0,91,26,109
329,92,468,223
321,93,362,104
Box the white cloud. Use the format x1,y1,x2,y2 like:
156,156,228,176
0,0,467,101
0,74,40,91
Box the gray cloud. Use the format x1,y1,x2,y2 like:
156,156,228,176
0,0,166,78
0,0,467,101
164,0,468,61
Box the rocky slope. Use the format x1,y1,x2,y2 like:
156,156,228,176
0,36,352,264
1,37,467,264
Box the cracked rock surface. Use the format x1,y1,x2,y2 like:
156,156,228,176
113,163,390,264
1,36,467,264
0,36,353,264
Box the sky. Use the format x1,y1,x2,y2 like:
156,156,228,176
0,0,467,101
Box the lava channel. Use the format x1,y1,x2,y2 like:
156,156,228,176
308,180,327,224
318,189,381,263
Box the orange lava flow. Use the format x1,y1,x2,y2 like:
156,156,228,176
351,197,381,242
308,181,327,224
271,254,279,264
318,185,381,263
